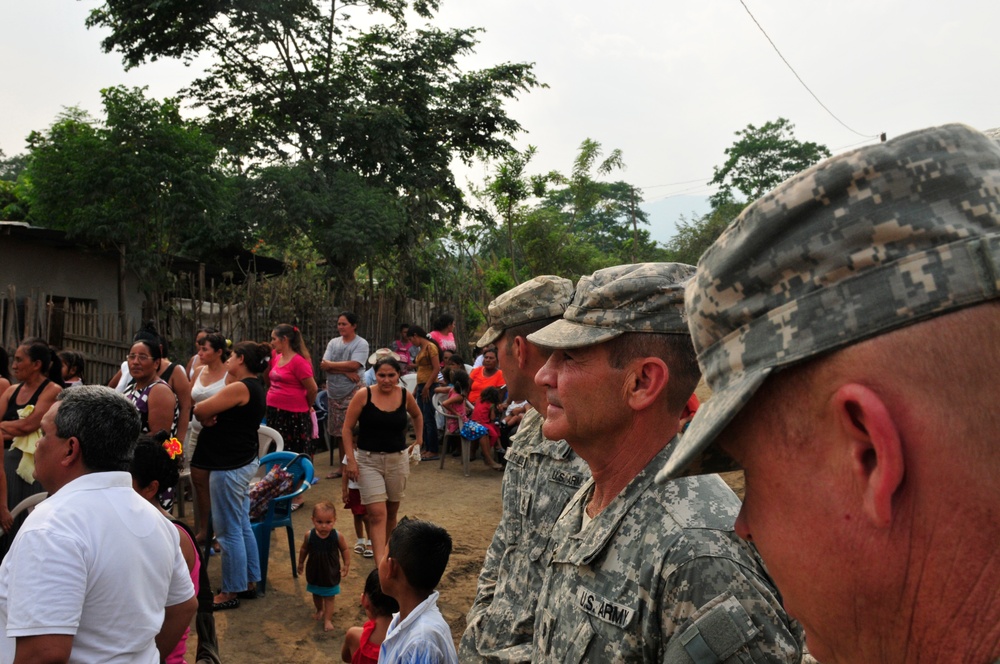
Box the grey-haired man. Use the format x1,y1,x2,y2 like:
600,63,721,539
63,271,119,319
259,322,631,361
527,263,801,663
460,275,591,662
0,386,196,663
660,124,1000,663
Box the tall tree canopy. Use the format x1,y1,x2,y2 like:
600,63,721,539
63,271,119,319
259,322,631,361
468,139,663,285
24,87,229,297
670,117,832,265
87,0,542,291
708,117,831,207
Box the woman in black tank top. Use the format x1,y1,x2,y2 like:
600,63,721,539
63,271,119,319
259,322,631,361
0,339,63,550
193,341,271,608
341,357,424,564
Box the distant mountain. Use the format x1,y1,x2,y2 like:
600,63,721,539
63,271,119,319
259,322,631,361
640,195,711,246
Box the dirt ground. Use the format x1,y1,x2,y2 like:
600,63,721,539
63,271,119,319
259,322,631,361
187,449,505,663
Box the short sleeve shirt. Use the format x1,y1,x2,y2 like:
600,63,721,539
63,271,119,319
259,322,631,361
323,336,370,400
267,352,314,412
0,472,194,663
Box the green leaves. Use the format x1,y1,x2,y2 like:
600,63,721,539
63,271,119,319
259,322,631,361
708,117,831,207
24,87,229,296
87,0,543,292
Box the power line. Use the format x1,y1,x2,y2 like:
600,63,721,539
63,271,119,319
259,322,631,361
738,0,879,139
637,177,711,190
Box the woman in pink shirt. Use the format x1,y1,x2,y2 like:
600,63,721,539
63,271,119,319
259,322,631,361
266,324,318,509
429,314,457,353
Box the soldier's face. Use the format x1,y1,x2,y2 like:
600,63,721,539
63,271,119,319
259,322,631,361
534,342,628,449
719,402,858,663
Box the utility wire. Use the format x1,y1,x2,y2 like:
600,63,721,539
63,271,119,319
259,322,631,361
738,0,878,139
637,177,711,190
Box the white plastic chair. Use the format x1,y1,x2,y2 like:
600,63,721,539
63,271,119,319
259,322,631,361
432,393,471,476
258,425,284,458
0,492,47,536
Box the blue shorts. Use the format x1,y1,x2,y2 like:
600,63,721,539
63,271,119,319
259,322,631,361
307,583,341,597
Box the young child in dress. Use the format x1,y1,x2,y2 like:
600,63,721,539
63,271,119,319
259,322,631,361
341,457,372,557
297,500,351,631
340,569,399,664
468,386,504,470
378,519,458,664
440,369,470,442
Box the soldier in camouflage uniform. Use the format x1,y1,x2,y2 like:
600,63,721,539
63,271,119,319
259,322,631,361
460,275,591,663
526,263,802,663
659,124,1000,664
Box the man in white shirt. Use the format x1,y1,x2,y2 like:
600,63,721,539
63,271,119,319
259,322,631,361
0,386,196,663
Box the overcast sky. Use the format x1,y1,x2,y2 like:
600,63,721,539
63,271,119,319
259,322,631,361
4,0,999,216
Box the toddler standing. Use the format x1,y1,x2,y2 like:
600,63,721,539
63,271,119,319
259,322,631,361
298,500,351,631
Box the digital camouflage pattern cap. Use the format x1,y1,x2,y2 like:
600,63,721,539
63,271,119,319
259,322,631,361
658,123,1000,482
527,262,695,349
476,275,574,347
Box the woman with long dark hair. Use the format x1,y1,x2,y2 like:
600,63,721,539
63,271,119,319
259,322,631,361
266,324,317,510
342,357,422,564
0,338,63,551
193,341,270,610
408,326,440,461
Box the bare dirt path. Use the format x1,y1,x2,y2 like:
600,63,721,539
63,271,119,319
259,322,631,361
191,451,504,663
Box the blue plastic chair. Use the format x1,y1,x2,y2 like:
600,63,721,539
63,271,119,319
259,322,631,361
251,452,314,595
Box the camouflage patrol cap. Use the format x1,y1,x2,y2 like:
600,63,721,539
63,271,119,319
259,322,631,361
476,275,574,347
527,262,696,349
658,123,1000,482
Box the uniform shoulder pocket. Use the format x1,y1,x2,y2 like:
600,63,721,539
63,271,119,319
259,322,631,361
665,593,761,664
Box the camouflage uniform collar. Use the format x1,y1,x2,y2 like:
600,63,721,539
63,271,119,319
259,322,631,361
556,439,677,566
507,409,575,458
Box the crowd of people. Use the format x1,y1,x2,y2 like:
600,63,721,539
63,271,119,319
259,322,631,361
0,123,999,663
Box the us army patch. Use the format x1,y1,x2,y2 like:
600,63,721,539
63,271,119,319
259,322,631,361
549,468,585,489
576,587,634,629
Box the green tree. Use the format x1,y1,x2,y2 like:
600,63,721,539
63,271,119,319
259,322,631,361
708,118,831,206
0,150,30,221
87,0,542,293
663,202,745,266
24,87,228,302
0,150,28,182
474,145,556,282
540,139,663,263
512,207,606,279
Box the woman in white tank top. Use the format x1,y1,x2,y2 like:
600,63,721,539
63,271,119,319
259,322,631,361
188,332,231,544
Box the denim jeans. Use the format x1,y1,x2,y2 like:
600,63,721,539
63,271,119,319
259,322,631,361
210,459,262,593
415,383,439,454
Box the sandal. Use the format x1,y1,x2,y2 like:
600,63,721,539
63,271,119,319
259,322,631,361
212,597,240,611
421,454,440,461
326,471,342,480
363,545,374,558
353,541,366,554
290,502,304,512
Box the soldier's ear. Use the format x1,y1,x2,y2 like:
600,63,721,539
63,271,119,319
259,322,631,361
624,357,669,412
831,383,904,528
513,336,529,370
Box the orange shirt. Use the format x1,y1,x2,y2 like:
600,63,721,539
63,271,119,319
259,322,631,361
468,367,505,405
